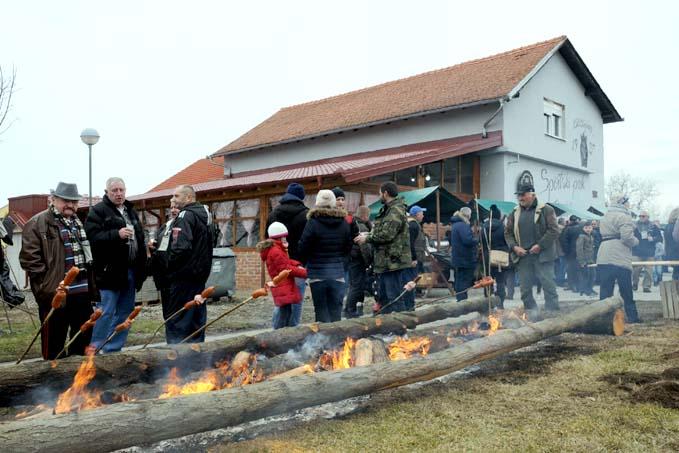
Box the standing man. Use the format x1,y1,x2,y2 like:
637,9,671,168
20,182,95,359
148,199,179,321
166,185,213,343
665,208,679,281
560,215,582,292
345,205,372,318
554,217,567,287
450,207,478,302
632,210,662,293
267,182,309,325
406,205,427,308
354,182,411,313
86,177,146,353
504,183,560,311
597,195,640,322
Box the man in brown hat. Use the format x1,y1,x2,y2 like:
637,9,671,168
20,182,95,359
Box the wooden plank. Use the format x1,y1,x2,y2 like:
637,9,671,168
660,282,670,319
671,281,679,320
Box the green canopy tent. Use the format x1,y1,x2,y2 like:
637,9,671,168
474,199,517,218
368,186,467,224
547,202,601,220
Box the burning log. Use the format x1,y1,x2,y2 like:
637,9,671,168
0,297,622,452
0,295,497,405
354,338,389,367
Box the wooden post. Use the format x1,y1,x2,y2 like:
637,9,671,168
435,189,441,252
660,281,679,320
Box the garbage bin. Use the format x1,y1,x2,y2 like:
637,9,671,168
205,247,237,300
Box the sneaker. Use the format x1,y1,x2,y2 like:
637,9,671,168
643,288,651,293
632,284,638,291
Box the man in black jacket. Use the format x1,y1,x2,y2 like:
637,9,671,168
632,211,662,292
85,177,147,353
148,200,179,321
166,185,213,343
559,215,582,292
267,183,309,325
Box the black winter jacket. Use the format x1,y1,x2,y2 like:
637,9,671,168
85,196,147,291
168,202,213,284
560,223,583,259
267,194,309,261
665,221,679,260
482,218,509,252
149,218,174,290
297,207,353,280
632,222,662,258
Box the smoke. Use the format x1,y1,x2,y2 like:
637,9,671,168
282,334,334,364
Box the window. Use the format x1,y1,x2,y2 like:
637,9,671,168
423,162,441,188
212,199,260,248
395,167,417,186
544,99,565,139
460,156,474,194
443,158,458,194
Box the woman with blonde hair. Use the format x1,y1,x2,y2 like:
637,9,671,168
665,207,679,281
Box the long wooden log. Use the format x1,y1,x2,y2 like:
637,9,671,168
0,296,497,405
0,297,621,452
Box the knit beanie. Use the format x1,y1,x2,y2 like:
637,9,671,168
490,204,501,220
331,186,345,199
315,189,336,208
286,183,305,200
267,222,288,239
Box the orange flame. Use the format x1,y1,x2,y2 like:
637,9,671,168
158,355,264,399
486,314,501,335
388,336,432,361
54,355,102,414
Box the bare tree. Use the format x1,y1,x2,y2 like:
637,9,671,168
605,170,660,214
0,65,17,136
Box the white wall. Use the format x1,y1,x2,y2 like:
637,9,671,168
502,51,605,210
224,103,501,174
479,152,507,200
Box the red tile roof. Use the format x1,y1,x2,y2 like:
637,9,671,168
149,156,225,192
131,131,501,203
215,37,565,156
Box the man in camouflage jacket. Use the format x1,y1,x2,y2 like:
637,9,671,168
355,182,411,313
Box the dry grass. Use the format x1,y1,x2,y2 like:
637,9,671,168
214,321,679,453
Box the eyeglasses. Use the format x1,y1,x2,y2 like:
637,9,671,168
639,215,648,218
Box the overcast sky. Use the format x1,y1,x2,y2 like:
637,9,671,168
1,1,677,216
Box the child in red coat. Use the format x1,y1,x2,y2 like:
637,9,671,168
257,222,307,329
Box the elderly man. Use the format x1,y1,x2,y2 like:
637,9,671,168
20,182,94,359
85,177,147,353
504,183,560,311
597,195,640,322
632,210,662,293
166,185,213,343
450,207,478,302
355,182,411,313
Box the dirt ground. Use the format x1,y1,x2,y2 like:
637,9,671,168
3,285,679,452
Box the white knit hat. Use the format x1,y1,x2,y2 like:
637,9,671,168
267,222,288,239
315,189,336,208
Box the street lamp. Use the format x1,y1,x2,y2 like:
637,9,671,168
80,128,100,208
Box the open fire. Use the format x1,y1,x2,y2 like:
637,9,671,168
16,309,525,418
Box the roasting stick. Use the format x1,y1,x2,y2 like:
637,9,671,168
180,269,290,343
93,307,143,355
473,194,492,314
16,267,80,364
54,309,103,360
587,260,679,268
415,277,495,308
141,286,215,349
374,275,422,316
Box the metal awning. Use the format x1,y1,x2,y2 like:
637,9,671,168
368,186,467,224
548,202,601,220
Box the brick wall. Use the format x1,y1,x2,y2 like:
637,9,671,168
235,250,263,290
423,222,451,241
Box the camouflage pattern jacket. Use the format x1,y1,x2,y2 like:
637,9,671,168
368,197,411,274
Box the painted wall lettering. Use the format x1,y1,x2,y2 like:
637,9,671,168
571,118,597,168
539,168,586,200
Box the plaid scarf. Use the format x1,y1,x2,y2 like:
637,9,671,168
51,205,88,271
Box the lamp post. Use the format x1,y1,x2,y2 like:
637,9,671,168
80,128,100,208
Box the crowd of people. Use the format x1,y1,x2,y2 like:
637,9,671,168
15,177,679,360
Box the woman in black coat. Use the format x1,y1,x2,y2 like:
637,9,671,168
297,190,353,323
482,205,509,308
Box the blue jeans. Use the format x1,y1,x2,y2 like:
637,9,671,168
310,279,345,322
272,304,294,329
91,269,136,353
272,278,305,328
377,270,408,313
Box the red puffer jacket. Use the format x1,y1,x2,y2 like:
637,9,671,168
257,239,307,307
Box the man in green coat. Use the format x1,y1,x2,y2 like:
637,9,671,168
504,183,560,311
355,182,411,313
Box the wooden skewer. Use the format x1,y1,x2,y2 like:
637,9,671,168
54,309,103,360
93,306,143,355
141,286,215,349
16,267,80,364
